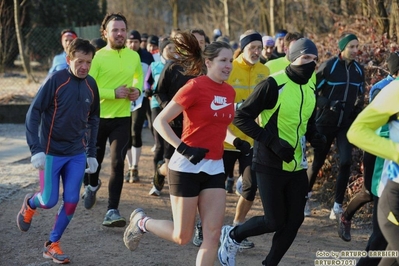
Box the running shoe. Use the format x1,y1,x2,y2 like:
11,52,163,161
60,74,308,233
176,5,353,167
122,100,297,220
338,214,351,242
102,209,126,227
123,208,147,251
218,225,240,266
43,241,70,264
83,179,101,210
192,222,203,247
16,193,36,232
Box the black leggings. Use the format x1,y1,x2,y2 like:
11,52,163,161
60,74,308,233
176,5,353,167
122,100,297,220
84,117,130,210
343,151,375,221
151,107,164,175
233,169,308,266
308,126,353,204
223,149,257,201
130,96,152,148
377,179,399,266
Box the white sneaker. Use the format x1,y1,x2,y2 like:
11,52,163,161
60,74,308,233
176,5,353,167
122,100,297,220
148,186,161,196
123,208,146,251
304,199,311,217
218,225,240,266
329,205,343,220
235,175,243,196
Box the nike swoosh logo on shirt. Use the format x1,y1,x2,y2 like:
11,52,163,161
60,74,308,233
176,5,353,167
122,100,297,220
210,101,232,110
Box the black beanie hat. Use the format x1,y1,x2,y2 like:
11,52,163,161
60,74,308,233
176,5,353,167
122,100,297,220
288,38,318,63
387,52,399,75
240,32,262,51
128,30,141,42
147,35,159,46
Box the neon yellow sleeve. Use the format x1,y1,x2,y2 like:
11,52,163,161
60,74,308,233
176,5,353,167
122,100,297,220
347,81,399,163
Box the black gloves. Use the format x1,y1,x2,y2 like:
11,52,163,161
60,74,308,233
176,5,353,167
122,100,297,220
329,100,345,112
269,137,295,163
144,89,153,98
233,138,251,156
176,142,209,165
309,132,327,152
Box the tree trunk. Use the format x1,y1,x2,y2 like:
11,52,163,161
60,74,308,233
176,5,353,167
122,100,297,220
390,0,399,40
222,0,230,37
13,0,32,84
259,0,269,34
169,0,179,29
270,0,275,35
376,0,389,35
280,0,285,29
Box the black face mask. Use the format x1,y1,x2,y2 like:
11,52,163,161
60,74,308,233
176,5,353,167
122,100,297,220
287,61,316,83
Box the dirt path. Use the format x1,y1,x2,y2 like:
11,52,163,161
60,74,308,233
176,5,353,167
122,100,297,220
0,126,372,266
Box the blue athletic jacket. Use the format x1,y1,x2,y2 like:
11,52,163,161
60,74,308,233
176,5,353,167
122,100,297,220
315,55,365,128
26,68,100,157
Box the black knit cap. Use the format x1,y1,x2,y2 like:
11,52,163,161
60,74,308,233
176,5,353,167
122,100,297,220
128,30,141,41
147,35,159,46
387,52,399,75
288,38,318,63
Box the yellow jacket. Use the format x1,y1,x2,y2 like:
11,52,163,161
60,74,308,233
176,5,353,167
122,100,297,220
224,54,269,150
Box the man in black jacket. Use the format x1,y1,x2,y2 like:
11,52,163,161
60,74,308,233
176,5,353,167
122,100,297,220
306,33,365,219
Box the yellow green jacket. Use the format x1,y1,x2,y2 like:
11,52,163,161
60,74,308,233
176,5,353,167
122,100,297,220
347,79,399,168
224,54,269,150
89,46,143,118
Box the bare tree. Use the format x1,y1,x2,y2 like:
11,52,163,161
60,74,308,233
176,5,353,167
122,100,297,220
169,0,179,29
221,0,230,37
14,0,33,83
270,0,275,35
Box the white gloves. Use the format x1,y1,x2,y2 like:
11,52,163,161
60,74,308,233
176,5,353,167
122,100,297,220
85,157,98,174
31,152,46,170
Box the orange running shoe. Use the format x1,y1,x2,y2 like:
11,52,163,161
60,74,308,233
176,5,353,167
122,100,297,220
43,241,70,264
16,193,36,232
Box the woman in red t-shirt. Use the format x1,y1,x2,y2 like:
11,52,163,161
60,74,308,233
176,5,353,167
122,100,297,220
123,32,237,265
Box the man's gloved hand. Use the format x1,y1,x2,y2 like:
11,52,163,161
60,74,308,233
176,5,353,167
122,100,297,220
268,137,295,163
144,89,153,98
233,137,251,156
31,152,46,170
329,100,345,112
176,142,209,165
310,132,327,152
85,157,99,174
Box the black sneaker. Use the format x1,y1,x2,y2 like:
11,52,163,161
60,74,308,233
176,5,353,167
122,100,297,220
192,223,203,247
131,169,139,183
84,179,101,210
338,214,351,242
153,160,165,191
239,238,255,249
225,178,234,194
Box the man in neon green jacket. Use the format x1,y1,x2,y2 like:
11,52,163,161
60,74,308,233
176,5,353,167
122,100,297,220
83,13,143,227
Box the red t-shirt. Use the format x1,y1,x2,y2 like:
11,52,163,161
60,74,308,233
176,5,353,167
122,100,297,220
174,75,235,160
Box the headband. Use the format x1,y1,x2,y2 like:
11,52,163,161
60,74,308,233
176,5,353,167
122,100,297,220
240,33,262,50
338,34,358,51
275,32,286,39
62,32,77,39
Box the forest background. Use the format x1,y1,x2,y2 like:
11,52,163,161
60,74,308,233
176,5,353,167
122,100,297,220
0,0,398,218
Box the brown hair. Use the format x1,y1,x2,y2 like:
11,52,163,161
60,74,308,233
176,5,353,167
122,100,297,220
100,13,128,40
67,38,96,59
284,32,303,48
172,31,204,76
